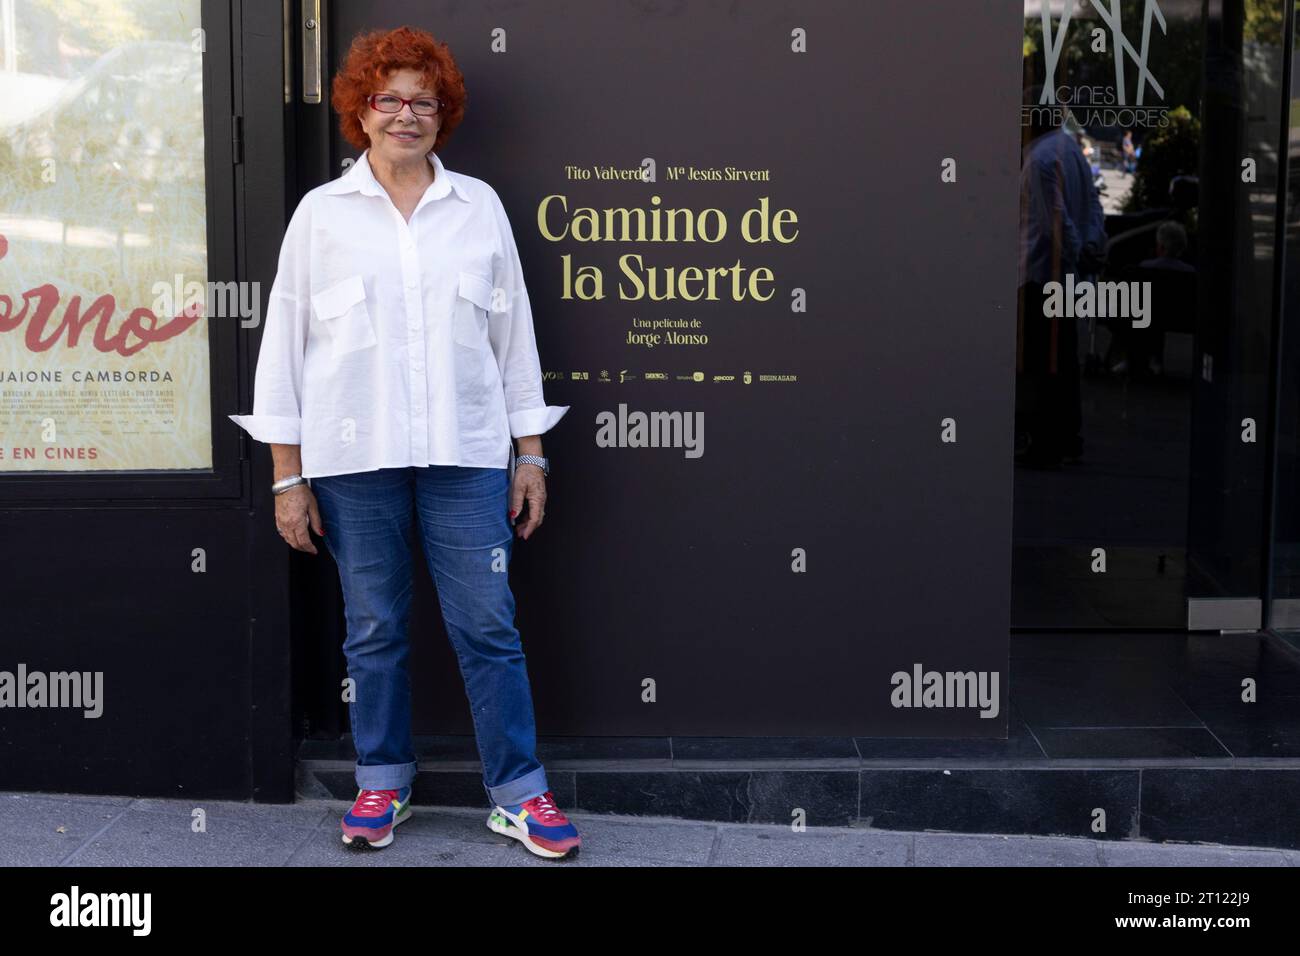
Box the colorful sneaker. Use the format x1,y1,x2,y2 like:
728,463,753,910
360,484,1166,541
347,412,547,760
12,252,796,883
487,791,581,859
341,786,412,849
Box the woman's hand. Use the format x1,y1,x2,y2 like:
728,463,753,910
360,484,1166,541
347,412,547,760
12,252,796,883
509,463,547,540
275,484,324,554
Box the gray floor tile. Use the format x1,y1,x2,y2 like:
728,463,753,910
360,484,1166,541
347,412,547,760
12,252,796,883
711,824,912,866
129,797,334,828
1100,841,1291,866
6,790,134,807
0,794,130,866
286,827,510,866
506,813,714,865
914,832,1101,866
64,809,319,867
5,790,1298,867
378,805,716,866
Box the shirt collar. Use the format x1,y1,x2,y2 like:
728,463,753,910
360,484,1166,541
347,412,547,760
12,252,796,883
324,148,470,203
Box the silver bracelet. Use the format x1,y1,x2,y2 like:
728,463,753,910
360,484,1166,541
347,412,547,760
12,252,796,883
515,454,549,477
271,474,307,495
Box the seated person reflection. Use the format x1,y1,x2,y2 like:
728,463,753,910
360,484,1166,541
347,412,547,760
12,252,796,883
1106,221,1196,378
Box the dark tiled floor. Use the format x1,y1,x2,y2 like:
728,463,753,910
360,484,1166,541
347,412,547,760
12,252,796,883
300,631,1300,764
296,632,1300,846
1012,367,1193,630
1011,631,1300,759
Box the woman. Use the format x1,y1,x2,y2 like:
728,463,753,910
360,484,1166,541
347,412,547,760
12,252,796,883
228,25,579,860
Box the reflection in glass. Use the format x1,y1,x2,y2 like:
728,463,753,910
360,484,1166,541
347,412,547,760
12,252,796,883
1014,0,1286,629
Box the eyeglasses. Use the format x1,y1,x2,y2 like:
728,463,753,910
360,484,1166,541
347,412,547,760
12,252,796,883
367,93,442,116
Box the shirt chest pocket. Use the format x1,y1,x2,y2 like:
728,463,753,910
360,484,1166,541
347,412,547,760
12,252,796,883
454,271,494,351
311,274,377,359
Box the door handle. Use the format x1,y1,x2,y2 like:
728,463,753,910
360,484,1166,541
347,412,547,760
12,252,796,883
302,0,321,104
283,0,292,104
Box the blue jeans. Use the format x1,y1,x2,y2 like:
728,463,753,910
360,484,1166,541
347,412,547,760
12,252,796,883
310,465,549,807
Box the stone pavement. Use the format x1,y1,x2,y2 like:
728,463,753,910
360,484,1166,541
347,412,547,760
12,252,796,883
3,790,1298,867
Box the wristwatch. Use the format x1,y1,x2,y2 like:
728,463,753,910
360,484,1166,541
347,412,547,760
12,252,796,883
515,454,549,477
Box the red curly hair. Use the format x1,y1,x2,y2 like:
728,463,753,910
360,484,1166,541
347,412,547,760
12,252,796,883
331,25,466,153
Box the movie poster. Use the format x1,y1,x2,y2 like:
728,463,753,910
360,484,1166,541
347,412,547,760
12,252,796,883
367,0,1020,735
537,168,801,411
0,0,212,472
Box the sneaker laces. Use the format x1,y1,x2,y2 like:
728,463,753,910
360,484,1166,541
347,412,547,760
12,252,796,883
522,790,567,822
354,788,398,816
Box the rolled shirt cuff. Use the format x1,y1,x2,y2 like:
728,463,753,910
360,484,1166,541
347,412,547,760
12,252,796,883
508,404,569,439
228,413,301,445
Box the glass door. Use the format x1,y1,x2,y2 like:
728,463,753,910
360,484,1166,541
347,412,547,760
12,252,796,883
1013,0,1290,630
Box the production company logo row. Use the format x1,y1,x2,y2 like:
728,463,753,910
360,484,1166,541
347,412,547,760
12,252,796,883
542,369,797,384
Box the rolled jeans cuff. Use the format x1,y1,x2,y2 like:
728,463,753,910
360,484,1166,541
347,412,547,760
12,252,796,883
356,760,417,792
488,765,549,807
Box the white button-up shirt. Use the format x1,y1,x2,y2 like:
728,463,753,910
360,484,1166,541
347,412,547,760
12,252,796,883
228,149,568,478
